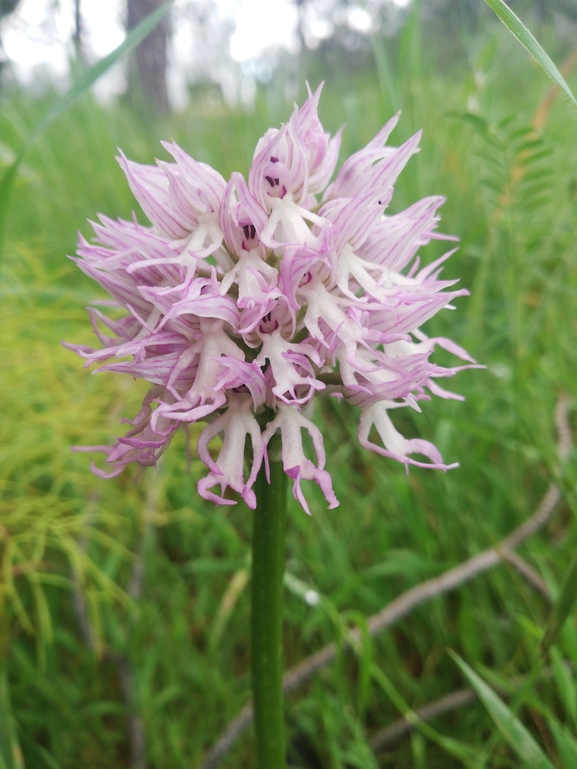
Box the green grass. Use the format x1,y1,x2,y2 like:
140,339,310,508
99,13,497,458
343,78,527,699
1,18,577,769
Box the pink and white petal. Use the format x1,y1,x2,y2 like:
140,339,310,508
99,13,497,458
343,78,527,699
358,401,458,470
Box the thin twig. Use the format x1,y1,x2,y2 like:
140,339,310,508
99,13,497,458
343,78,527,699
369,688,476,752
554,394,573,463
118,654,147,769
197,396,572,769
369,660,563,754
500,549,552,603
72,566,97,651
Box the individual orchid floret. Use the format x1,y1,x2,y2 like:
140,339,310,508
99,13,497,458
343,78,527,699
255,328,325,406
118,146,227,289
291,84,343,195
358,400,458,471
262,404,338,515
322,113,410,201
197,392,265,509
151,319,245,428
67,84,477,513
220,172,269,257
118,146,226,247
249,85,338,208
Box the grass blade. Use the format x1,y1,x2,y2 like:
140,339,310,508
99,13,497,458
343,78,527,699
483,0,577,112
0,665,24,769
549,719,577,766
0,0,173,259
449,651,554,769
540,551,577,655
23,0,173,153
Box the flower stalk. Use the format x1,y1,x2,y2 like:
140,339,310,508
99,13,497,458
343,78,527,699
251,433,288,769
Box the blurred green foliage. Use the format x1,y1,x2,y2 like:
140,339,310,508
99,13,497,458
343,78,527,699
1,12,577,769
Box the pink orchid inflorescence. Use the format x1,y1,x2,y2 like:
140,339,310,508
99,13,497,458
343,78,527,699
67,85,476,514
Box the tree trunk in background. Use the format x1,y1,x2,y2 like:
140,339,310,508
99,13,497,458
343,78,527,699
0,0,21,78
73,0,84,62
126,0,169,114
0,0,20,20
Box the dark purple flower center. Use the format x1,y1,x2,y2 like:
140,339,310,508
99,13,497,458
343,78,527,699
242,223,256,240
264,156,287,199
239,219,258,251
259,311,279,334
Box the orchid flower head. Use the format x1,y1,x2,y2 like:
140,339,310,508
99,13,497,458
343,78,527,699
67,84,477,514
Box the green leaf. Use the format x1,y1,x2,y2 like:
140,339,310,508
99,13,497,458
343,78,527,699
34,746,62,769
541,551,577,655
0,665,24,769
560,619,577,674
483,0,577,112
445,112,490,135
0,0,173,259
549,718,577,766
340,610,372,719
449,651,554,769
550,647,577,726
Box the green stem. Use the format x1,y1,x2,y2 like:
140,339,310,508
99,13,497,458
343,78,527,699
251,434,288,769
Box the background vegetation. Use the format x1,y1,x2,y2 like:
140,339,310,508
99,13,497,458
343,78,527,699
1,5,577,767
